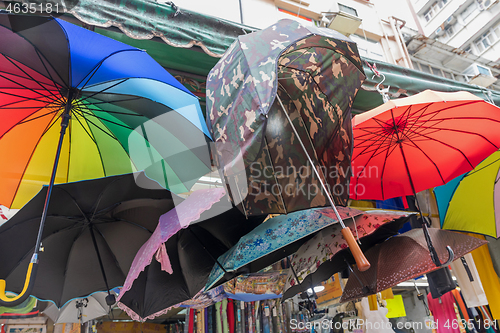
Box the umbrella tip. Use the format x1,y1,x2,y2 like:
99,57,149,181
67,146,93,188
105,294,116,306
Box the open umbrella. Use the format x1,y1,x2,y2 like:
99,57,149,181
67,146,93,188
282,210,412,299
339,229,487,303
0,172,180,307
116,188,266,321
0,14,211,305
349,89,500,267
207,19,369,270
204,206,364,291
434,150,500,238
42,291,117,324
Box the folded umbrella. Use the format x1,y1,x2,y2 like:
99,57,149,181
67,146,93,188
340,229,487,303
282,210,412,299
0,172,181,307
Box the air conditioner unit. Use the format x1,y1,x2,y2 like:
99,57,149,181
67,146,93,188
435,26,444,35
477,0,499,10
445,15,454,25
462,63,497,87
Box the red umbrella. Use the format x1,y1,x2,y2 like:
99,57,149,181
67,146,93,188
349,90,500,266
350,90,500,200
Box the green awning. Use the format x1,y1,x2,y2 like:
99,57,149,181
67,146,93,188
15,0,499,109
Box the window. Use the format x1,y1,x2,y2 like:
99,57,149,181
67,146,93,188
474,28,499,53
423,0,449,22
444,25,455,39
442,71,454,79
431,67,443,76
420,64,432,74
349,34,385,61
464,45,472,54
461,2,478,23
338,3,358,17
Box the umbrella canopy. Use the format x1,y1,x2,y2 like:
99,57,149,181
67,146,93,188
204,206,364,291
350,90,500,201
0,13,212,306
206,18,365,216
0,13,212,209
42,291,117,324
116,189,266,322
339,229,487,303
282,210,412,299
0,172,181,307
434,150,500,238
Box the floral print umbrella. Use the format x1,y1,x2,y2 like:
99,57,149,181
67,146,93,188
283,210,413,299
205,206,364,290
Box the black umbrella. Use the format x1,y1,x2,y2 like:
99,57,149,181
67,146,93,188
116,198,266,322
0,172,182,307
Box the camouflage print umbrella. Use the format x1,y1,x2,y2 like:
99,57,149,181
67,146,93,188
207,19,365,216
207,19,368,269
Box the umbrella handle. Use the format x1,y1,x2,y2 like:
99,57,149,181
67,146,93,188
0,262,38,306
341,227,370,272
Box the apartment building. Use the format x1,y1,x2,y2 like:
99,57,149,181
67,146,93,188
171,0,499,92
407,0,500,90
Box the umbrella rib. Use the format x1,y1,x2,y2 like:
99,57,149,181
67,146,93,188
76,49,143,89
0,75,59,103
76,104,142,123
72,104,133,133
77,78,129,104
406,101,484,121
403,129,477,171
263,135,288,214
69,109,98,145
378,137,401,199
278,47,313,73
467,156,500,177
278,66,337,114
0,73,58,97
0,89,59,106
74,108,137,177
34,48,65,96
100,218,154,233
91,226,127,282
407,123,500,148
399,133,447,183
17,109,61,125
7,110,62,208
2,53,61,101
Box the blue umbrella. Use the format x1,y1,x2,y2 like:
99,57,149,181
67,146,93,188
205,206,364,290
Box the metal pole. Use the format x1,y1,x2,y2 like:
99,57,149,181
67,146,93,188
276,95,370,271
32,91,72,262
391,111,453,268
276,95,347,229
0,90,73,306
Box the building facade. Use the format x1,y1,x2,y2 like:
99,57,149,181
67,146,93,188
165,0,499,92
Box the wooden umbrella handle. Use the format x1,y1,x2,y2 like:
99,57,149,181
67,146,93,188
342,227,371,272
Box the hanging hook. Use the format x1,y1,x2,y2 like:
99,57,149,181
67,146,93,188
371,73,390,103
